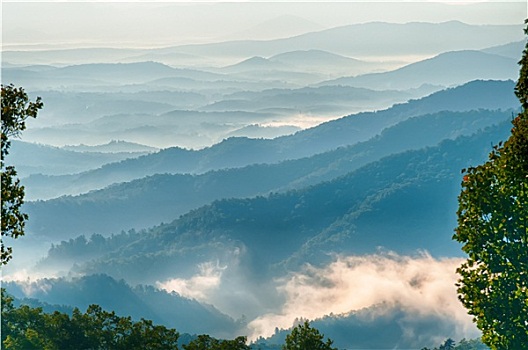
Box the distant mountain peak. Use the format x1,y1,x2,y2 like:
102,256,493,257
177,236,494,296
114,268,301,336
270,49,364,64
61,60,172,69
221,55,288,72
241,56,269,64
62,140,158,153
226,14,325,41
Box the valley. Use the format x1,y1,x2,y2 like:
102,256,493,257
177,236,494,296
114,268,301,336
1,3,525,349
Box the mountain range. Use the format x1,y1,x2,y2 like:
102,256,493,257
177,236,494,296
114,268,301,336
3,274,238,338
3,17,525,350
21,80,518,201
156,21,524,61
9,140,152,177
24,119,512,346
318,50,518,90
3,21,523,67
24,107,514,238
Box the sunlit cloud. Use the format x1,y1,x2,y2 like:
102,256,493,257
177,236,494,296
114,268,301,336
247,252,476,340
4,271,54,296
2,268,61,285
157,261,226,301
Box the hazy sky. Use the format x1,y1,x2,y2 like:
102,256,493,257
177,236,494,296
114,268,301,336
2,1,526,50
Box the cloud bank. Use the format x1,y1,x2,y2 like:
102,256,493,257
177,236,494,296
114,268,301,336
157,261,226,301
248,252,478,340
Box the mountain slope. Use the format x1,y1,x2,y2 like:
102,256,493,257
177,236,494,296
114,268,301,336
482,40,527,59
21,80,519,200
228,14,324,41
35,120,513,286
9,141,149,177
62,140,159,154
3,274,237,338
270,49,365,66
2,62,228,89
160,122,510,269
4,21,523,66
269,49,379,77
220,56,290,74
30,121,513,339
198,85,417,114
318,50,518,90
24,109,513,238
170,21,523,59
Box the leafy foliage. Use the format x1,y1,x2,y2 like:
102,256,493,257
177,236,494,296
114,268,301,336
1,84,42,264
1,288,180,350
282,321,336,350
3,274,237,337
183,334,250,350
515,20,528,109
421,338,489,350
453,21,528,349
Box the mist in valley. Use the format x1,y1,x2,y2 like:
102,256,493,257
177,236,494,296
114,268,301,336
1,2,526,349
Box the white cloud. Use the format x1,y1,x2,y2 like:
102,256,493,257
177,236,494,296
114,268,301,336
157,261,226,301
4,271,54,296
247,252,477,340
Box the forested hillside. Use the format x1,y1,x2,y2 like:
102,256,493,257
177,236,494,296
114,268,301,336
24,106,514,237
34,120,512,282
22,80,518,201
2,7,524,348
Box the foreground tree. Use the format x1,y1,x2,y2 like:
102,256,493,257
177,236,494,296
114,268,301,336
282,321,337,350
183,334,250,350
1,84,43,265
1,290,180,349
453,20,528,349
420,338,487,350
439,338,456,350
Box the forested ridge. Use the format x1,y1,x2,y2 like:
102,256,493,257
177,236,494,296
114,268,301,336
2,12,526,350
2,289,488,350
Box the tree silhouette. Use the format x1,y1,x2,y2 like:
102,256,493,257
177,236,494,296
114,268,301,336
439,338,456,350
453,20,528,349
1,290,180,349
1,84,43,264
282,321,337,350
183,334,250,350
